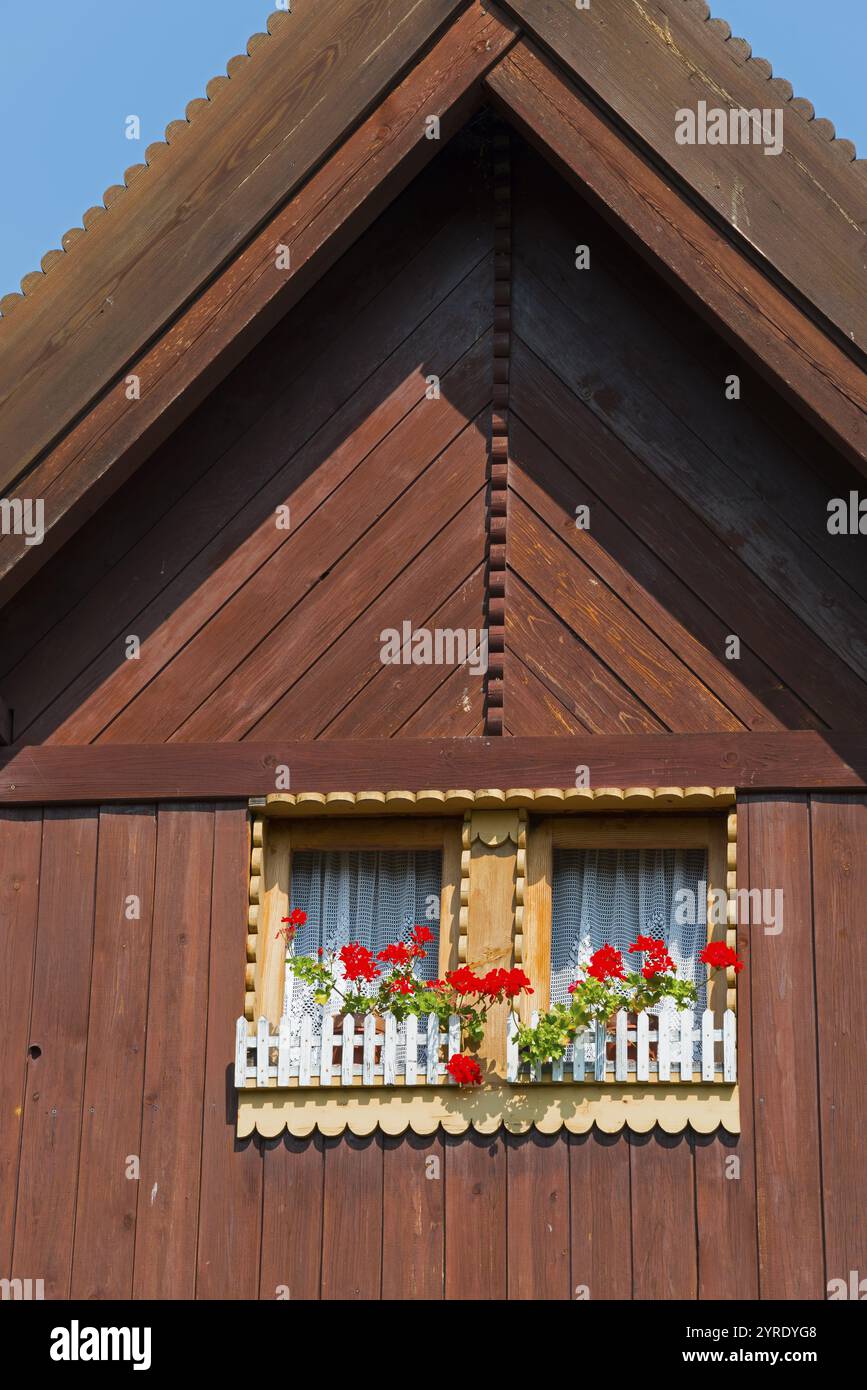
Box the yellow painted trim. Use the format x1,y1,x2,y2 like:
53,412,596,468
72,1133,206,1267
237,1082,740,1138
251,787,736,816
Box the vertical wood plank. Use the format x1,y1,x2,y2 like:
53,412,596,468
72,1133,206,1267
0,809,42,1274
444,1130,507,1299
506,1131,571,1299
132,805,214,1299
70,806,157,1299
811,794,867,1295
439,820,462,978
695,795,758,1300
467,835,516,1071
260,1134,325,1302
321,1134,383,1299
693,1132,759,1300
629,1130,697,1299
568,1131,632,1300
255,821,291,1028
12,809,99,1298
382,1132,444,1299
747,794,824,1298
522,817,552,1021
196,805,262,1299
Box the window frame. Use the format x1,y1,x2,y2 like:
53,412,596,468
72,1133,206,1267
249,815,462,1030
521,812,730,1032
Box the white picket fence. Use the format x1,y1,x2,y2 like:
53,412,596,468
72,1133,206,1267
235,1011,462,1089
506,1008,736,1084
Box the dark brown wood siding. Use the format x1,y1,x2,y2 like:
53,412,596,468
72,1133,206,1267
4,135,865,749
506,144,867,737
2,795,863,1300
0,133,492,747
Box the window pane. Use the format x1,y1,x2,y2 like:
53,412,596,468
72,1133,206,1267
286,848,441,1028
551,847,708,1011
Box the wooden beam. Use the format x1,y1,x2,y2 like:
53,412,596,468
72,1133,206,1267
0,697,10,746
0,0,473,489
484,41,867,473
1,734,864,804
498,0,867,357
0,2,518,606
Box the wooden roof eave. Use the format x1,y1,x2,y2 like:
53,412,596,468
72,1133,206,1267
484,39,867,474
500,0,867,358
0,2,518,607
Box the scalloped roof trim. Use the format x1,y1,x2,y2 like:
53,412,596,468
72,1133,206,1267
251,786,737,815
0,8,292,319
5,1,864,320
696,0,865,174
237,1083,740,1137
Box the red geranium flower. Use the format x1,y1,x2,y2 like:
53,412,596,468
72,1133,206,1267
447,1054,483,1086
479,967,508,996
388,977,416,995
338,941,381,983
586,944,626,982
377,941,412,967
629,934,661,954
445,966,484,995
410,924,434,945
700,942,744,973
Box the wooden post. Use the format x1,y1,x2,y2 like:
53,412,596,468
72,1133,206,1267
465,808,521,1072
253,820,292,1027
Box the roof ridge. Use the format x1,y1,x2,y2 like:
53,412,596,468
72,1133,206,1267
0,6,292,319
691,0,866,178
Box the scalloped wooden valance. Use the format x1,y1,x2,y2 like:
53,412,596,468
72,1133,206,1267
237,1083,740,1138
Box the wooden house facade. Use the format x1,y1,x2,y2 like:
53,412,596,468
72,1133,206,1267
0,1,865,1301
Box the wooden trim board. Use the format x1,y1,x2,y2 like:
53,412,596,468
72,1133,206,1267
1,734,864,803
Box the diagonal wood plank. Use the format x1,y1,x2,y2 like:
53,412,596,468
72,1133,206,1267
511,335,866,728
512,143,867,606
514,261,867,682
510,417,791,731
0,145,477,680
12,237,494,743
511,493,742,731
251,490,486,740
322,565,487,738
506,571,664,734
171,412,490,741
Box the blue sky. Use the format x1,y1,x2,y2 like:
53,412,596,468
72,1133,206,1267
1,1,864,301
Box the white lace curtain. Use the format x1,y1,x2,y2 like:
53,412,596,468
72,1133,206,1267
284,849,441,1029
551,847,708,1013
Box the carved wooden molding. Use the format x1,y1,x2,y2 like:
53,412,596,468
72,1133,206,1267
251,786,736,816
486,123,511,735
237,1082,740,1138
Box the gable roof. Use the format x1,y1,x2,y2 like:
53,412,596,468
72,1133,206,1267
1,0,865,606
